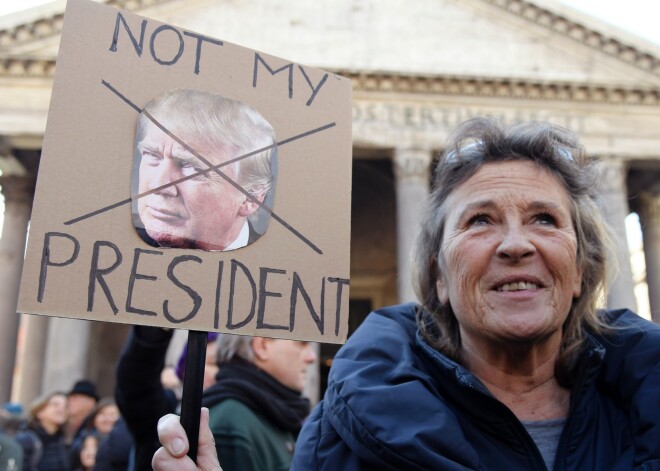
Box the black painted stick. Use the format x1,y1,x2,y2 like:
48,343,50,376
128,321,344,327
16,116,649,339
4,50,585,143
180,330,208,461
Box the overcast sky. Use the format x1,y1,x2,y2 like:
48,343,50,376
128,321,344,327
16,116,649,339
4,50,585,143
557,0,660,45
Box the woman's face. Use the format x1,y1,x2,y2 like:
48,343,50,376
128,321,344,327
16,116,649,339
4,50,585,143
93,404,119,435
436,161,582,350
80,435,98,469
36,394,68,428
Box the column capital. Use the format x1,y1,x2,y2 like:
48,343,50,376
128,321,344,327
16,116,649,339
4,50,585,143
0,175,35,207
393,147,432,184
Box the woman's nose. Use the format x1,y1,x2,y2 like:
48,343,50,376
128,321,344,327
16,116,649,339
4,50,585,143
496,224,536,261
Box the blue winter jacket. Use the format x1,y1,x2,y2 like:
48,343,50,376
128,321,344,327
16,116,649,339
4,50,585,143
292,303,660,470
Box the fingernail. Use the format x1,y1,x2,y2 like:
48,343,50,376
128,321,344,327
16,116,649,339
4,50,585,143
172,438,185,454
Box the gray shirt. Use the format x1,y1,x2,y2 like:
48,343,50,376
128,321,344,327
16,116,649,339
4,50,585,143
521,417,566,471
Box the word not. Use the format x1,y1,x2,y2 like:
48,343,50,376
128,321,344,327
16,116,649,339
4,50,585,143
108,13,329,105
37,232,349,335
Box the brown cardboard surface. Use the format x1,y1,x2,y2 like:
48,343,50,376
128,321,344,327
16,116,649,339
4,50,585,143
17,0,352,343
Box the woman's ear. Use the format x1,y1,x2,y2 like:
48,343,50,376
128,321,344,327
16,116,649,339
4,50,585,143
572,264,583,298
436,278,449,304
431,255,449,304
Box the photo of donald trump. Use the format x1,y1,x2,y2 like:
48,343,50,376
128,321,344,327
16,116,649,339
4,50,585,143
132,89,277,251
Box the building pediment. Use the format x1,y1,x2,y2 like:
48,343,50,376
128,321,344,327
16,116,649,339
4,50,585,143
1,0,660,89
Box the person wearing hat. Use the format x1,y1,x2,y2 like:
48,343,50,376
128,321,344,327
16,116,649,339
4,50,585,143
65,380,99,446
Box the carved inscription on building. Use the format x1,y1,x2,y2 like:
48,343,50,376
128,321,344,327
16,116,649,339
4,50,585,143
352,102,586,133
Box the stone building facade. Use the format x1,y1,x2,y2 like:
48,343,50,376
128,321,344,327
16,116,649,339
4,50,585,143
0,0,658,404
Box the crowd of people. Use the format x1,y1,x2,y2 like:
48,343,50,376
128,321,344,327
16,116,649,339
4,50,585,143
1,326,313,471
0,380,121,471
2,118,660,471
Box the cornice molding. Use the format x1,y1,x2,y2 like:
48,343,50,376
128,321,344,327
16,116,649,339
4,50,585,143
2,61,659,108
0,58,660,106
337,70,660,106
481,0,660,76
0,0,177,50
0,58,56,77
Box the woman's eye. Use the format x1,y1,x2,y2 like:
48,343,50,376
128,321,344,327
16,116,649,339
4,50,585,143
535,213,557,226
467,214,490,226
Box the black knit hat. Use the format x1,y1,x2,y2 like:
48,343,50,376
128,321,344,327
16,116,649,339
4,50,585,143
68,380,100,401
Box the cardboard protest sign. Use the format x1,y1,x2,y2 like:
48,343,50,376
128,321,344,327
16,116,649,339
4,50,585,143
18,0,352,344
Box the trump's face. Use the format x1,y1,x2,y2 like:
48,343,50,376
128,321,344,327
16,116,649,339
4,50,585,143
136,119,255,250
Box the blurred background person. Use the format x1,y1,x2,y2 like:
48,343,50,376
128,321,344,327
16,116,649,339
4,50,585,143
64,382,98,447
68,433,97,471
201,335,316,471
92,418,131,471
8,403,41,471
176,333,219,391
20,392,69,471
0,405,23,471
68,399,119,470
82,399,118,439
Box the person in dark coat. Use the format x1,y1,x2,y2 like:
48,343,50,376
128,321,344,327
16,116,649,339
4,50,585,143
22,392,69,471
69,432,98,471
68,399,119,471
152,118,660,471
64,381,98,447
200,335,316,471
1,406,26,471
89,418,132,471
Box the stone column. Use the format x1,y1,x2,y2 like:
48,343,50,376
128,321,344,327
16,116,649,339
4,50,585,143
15,314,50,405
596,160,638,311
0,176,34,404
637,192,660,323
42,318,92,393
394,148,432,303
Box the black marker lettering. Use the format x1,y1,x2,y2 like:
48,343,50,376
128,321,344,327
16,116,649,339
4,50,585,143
298,66,328,106
253,53,293,98
87,240,122,314
149,25,184,66
163,255,202,324
328,277,350,335
213,260,224,329
38,232,80,303
226,259,256,329
182,31,223,75
109,13,147,56
125,248,162,316
256,267,288,330
290,272,324,334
